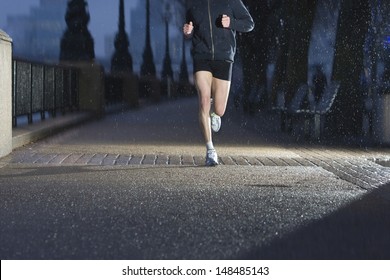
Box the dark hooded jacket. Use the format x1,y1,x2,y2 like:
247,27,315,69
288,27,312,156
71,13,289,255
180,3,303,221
186,0,254,62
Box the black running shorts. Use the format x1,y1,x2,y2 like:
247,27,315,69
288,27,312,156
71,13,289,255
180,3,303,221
193,59,233,81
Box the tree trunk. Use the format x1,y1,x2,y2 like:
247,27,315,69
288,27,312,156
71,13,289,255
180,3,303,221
330,0,370,136
240,0,271,112
271,0,317,104
270,0,289,105
285,0,317,102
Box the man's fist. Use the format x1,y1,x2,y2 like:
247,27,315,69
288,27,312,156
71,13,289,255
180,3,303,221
221,14,230,28
183,21,194,35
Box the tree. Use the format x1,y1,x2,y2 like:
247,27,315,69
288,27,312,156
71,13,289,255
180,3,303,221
330,0,371,135
239,0,272,112
271,0,317,105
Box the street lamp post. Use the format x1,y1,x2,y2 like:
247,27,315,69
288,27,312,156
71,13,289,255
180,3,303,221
179,37,189,84
161,2,174,83
140,0,156,77
60,0,95,62
161,2,174,97
111,0,133,74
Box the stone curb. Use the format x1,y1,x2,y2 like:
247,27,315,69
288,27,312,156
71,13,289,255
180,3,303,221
5,151,390,190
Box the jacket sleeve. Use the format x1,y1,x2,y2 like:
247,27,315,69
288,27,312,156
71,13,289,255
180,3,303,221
186,9,193,24
185,3,194,38
230,0,254,33
185,0,194,23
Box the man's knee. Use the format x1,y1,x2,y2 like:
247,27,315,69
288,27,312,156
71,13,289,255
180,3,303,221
214,105,226,117
199,95,211,111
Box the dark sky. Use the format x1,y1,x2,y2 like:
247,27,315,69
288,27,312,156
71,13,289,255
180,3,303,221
0,0,139,57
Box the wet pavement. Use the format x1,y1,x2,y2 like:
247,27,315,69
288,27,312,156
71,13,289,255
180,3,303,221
1,96,390,259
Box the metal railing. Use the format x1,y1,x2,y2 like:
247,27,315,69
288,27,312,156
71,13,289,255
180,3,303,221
12,59,80,127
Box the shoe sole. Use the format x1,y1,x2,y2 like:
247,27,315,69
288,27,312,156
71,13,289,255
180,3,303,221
211,126,220,133
205,159,219,167
211,117,221,133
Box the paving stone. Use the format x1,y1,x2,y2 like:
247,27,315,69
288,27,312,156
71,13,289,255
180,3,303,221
102,154,119,166
231,156,249,166
332,160,381,187
272,157,292,166
8,152,35,164
21,153,45,164
279,157,302,166
75,154,94,165
182,155,195,166
59,154,84,165
193,156,205,166
155,155,169,165
142,154,157,165
257,157,278,166
168,155,181,165
48,154,72,164
362,161,390,178
115,155,131,165
291,157,316,167
128,155,143,165
34,154,57,164
219,156,236,165
244,157,263,166
87,154,107,165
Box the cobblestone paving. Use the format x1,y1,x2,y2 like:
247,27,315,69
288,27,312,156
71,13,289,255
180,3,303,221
4,148,390,190
3,97,390,192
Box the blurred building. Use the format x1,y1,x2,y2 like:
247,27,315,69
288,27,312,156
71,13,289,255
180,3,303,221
5,0,68,62
4,0,190,74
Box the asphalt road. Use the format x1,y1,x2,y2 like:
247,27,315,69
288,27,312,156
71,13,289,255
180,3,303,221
2,164,389,260
1,97,390,260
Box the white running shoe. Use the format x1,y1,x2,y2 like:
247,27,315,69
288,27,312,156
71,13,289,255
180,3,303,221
210,112,221,133
205,149,219,166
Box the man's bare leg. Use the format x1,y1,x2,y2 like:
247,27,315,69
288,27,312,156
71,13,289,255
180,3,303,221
194,71,213,144
211,77,231,117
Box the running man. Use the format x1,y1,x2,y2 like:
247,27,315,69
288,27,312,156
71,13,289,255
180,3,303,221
183,0,254,166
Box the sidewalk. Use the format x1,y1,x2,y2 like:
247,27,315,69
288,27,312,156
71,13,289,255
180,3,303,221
12,111,94,150
3,96,390,191
1,96,390,260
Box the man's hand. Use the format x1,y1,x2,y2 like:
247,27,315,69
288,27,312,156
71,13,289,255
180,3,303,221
221,15,230,28
183,21,194,35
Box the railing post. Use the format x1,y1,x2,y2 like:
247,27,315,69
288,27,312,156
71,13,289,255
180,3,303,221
60,61,105,117
74,62,105,116
0,30,12,158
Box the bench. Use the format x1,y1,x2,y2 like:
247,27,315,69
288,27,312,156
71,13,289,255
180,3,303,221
310,81,340,139
274,81,340,139
274,84,313,134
